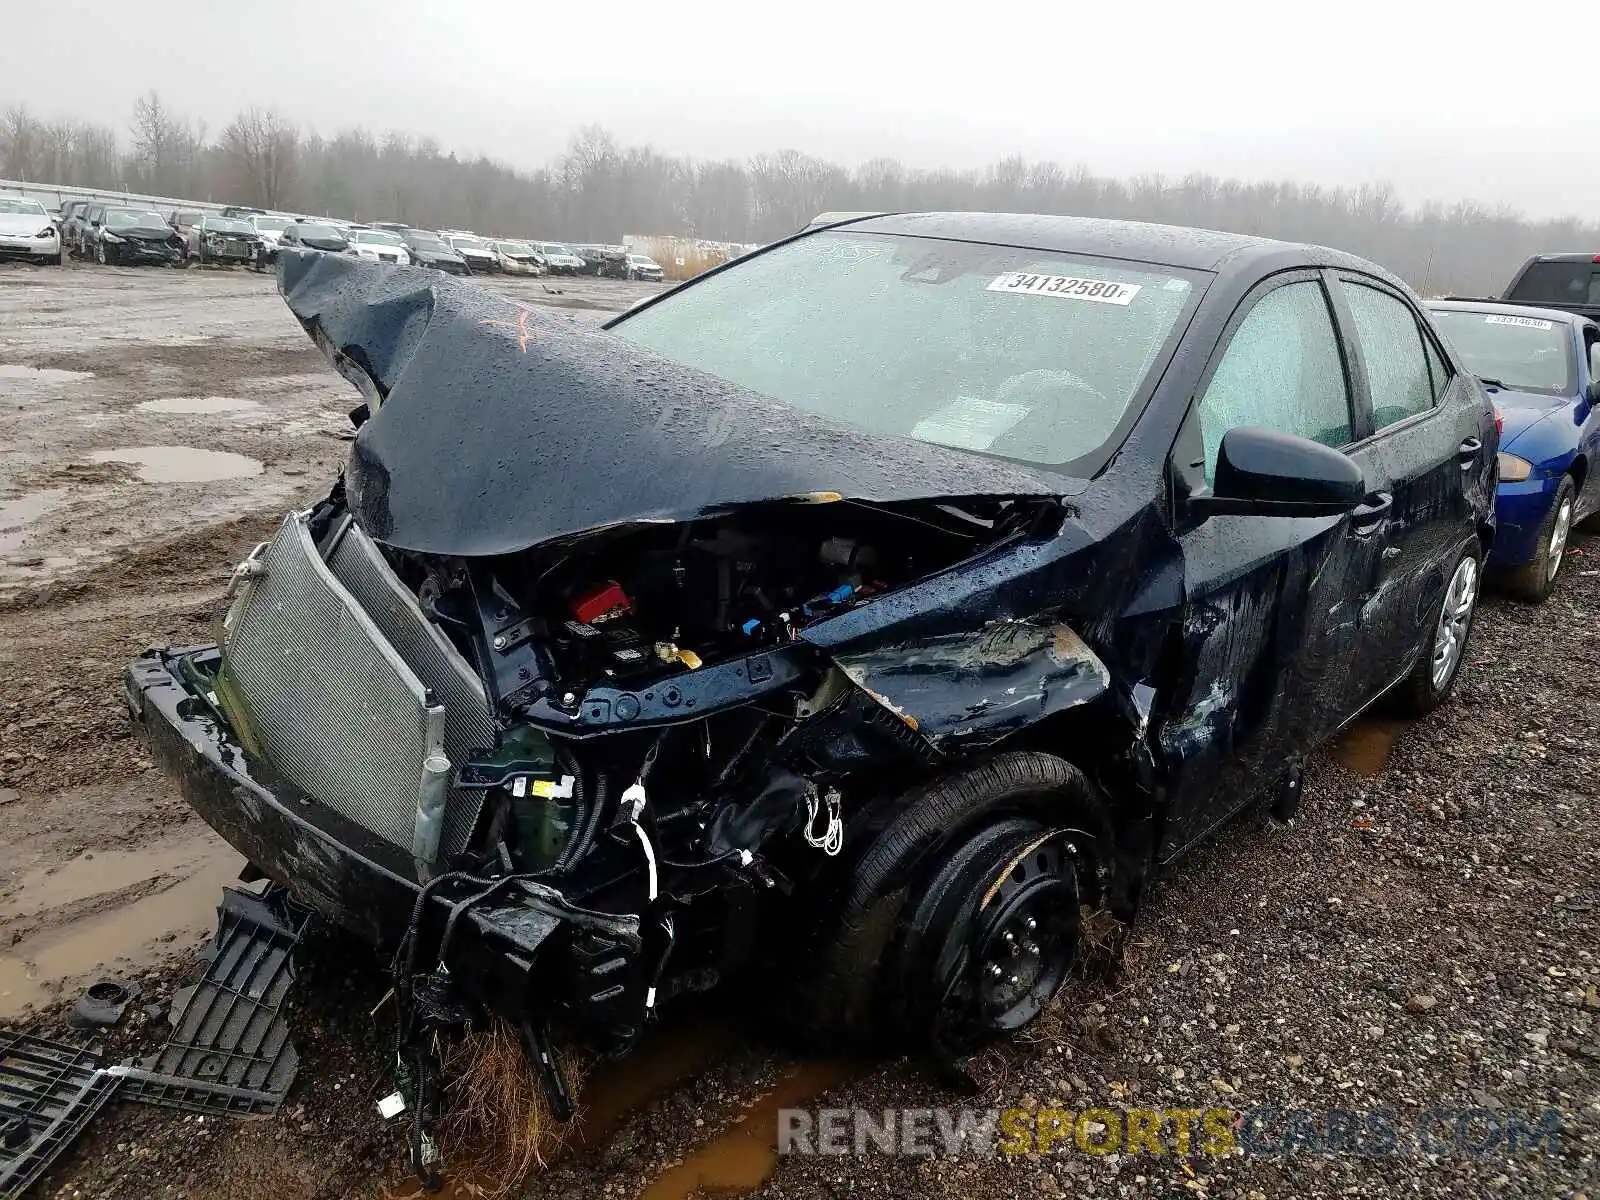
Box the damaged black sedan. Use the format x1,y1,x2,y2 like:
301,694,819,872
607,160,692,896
84,204,187,266
126,214,1495,1152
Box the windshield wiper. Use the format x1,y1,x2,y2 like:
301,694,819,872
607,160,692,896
1476,375,1508,390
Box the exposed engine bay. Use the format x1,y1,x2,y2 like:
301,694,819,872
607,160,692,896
404,494,1043,701
354,491,1055,886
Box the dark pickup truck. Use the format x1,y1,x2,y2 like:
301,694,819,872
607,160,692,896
1502,252,1600,321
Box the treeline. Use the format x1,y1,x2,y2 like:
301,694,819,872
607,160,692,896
3,92,1595,294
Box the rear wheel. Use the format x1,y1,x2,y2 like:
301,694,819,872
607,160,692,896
1393,547,1481,715
1503,475,1575,604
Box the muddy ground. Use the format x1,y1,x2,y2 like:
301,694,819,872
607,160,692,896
1,258,1595,1200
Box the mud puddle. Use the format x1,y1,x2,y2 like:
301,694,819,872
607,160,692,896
639,1060,855,1200
1329,717,1412,777
574,1018,744,1151
88,445,264,483
135,396,263,415
0,364,93,383
0,832,243,1018
0,489,67,554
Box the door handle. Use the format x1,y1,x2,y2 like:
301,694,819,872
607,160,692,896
1458,436,1483,468
1352,491,1392,534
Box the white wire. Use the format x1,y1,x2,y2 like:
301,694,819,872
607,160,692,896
633,818,658,901
805,787,843,857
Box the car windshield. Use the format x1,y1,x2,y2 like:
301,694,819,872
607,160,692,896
628,256,654,265
203,217,253,234
613,230,1204,469
253,216,291,232
543,244,573,256
0,198,46,216
408,233,447,250
1429,309,1575,395
451,236,489,251
1506,261,1600,308
497,241,535,255
297,223,343,240
106,209,166,228
354,230,405,246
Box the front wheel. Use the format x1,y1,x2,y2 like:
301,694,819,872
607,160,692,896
94,240,108,265
804,752,1094,1050
1503,475,1575,604
1393,547,1481,716
896,817,1078,1043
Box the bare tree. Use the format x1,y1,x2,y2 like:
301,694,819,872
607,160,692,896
0,106,43,179
220,107,298,208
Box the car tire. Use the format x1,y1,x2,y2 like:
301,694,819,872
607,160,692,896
94,240,107,266
803,751,1095,1049
1503,475,1576,604
1392,545,1482,716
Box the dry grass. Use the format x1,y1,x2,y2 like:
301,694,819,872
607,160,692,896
437,1020,589,1197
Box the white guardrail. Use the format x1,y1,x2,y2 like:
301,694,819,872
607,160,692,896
0,177,235,218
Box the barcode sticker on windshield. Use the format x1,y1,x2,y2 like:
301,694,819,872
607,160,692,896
988,272,1141,305
1484,314,1553,329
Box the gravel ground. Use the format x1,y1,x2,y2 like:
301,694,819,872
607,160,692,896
0,258,1594,1200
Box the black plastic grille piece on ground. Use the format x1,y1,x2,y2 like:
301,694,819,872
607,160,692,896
0,1033,118,1200
116,887,310,1116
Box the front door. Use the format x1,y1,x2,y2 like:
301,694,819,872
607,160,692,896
1156,272,1379,856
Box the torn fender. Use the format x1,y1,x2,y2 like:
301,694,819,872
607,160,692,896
824,618,1112,753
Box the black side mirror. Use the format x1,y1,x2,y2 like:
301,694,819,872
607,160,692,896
1192,427,1365,519
1586,380,1600,405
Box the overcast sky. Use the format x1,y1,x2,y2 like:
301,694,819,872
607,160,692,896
6,0,1593,219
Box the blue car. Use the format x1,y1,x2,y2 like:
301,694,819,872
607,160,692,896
1427,299,1600,601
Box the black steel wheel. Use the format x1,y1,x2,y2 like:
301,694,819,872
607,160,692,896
897,817,1078,1044
802,752,1099,1048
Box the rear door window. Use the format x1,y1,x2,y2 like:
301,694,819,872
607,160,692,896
1196,279,1352,480
1340,282,1436,432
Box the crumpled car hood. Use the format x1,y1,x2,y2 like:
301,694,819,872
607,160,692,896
277,251,1070,557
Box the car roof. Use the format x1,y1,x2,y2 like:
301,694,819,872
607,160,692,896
821,211,1390,278
1426,298,1583,325
1514,252,1600,263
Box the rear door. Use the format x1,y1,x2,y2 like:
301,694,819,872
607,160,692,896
1157,271,1379,854
1329,273,1492,704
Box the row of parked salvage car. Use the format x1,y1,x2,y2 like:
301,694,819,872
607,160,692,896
117,216,1600,1185
0,194,672,280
